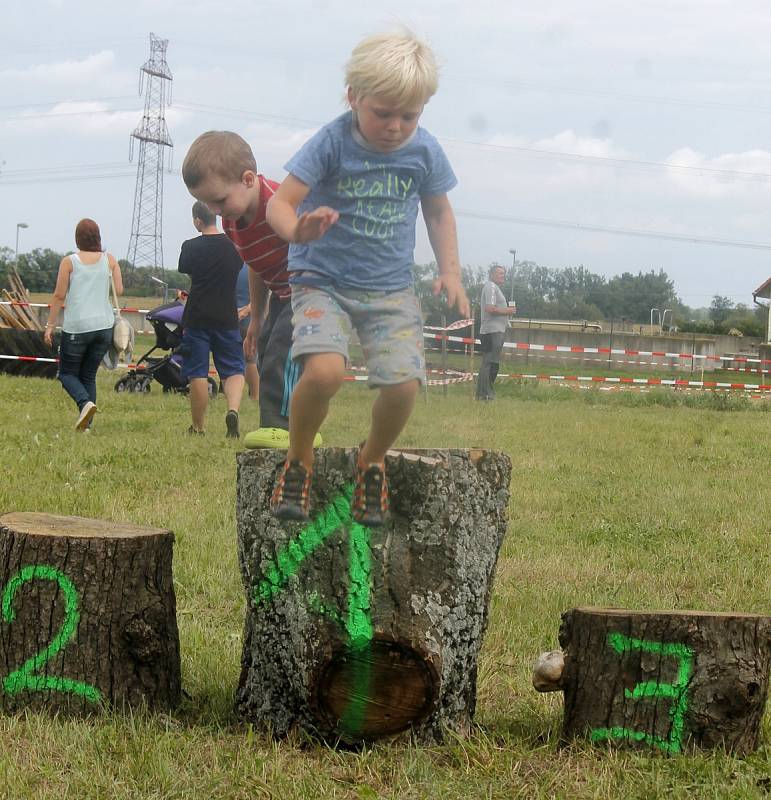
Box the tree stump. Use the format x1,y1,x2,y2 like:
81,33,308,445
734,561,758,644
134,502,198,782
558,607,771,755
235,447,511,744
0,513,181,714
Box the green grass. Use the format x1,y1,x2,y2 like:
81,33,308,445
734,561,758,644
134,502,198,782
0,373,770,799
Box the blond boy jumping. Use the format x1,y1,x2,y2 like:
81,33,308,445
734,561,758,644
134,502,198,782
267,29,470,527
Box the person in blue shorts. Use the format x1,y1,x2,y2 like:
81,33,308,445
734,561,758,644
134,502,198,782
266,28,470,526
178,201,245,437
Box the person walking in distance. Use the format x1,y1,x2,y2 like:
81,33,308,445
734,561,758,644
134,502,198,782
44,218,123,431
476,264,516,401
178,201,245,437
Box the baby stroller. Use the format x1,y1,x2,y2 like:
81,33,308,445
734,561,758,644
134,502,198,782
113,299,218,396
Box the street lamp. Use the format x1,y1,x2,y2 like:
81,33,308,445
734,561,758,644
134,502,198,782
150,275,169,304
508,248,517,303
15,222,29,265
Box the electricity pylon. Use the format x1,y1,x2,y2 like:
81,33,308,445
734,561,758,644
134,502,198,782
126,33,173,273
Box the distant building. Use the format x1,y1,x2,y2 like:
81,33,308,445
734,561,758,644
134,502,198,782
752,277,771,343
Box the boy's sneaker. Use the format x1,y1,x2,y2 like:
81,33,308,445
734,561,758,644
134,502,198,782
225,410,240,439
270,459,312,521
75,401,97,431
244,428,323,449
352,453,389,528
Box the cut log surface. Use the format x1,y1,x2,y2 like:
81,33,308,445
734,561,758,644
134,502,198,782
236,447,511,744
559,607,771,755
0,512,181,714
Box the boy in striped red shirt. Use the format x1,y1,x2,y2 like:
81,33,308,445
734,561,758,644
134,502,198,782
182,131,320,448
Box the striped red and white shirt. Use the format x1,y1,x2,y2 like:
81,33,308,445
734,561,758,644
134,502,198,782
222,175,291,300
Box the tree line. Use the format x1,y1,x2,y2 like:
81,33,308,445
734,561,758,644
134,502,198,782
1,246,764,336
414,261,765,337
0,247,190,298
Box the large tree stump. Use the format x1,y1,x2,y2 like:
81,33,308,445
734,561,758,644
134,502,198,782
557,607,771,755
235,447,511,744
0,513,181,714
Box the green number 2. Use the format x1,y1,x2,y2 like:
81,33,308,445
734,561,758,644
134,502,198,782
2,565,101,703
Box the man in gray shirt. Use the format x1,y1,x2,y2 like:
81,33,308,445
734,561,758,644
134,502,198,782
476,264,516,400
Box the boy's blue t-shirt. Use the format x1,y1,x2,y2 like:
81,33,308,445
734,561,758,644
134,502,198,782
235,263,250,309
285,111,457,291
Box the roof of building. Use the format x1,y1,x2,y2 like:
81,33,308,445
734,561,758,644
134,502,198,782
753,276,771,299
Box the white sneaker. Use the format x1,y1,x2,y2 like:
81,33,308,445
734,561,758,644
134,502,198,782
76,401,97,431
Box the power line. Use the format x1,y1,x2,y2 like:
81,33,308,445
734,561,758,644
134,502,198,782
0,162,131,176
0,95,135,112
165,39,771,117
0,37,144,57
443,138,771,181
173,100,320,129
3,35,770,118
176,99,771,182
445,73,771,116
455,209,771,250
0,172,135,186
4,96,771,183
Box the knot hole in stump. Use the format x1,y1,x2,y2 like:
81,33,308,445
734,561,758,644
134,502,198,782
313,635,439,741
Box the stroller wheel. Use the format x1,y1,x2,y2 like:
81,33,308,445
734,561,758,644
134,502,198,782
115,375,132,393
207,377,218,397
137,377,152,393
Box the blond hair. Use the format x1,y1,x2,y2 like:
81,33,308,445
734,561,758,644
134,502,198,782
345,29,439,108
182,131,257,189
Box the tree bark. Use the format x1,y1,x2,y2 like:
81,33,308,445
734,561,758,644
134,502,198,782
235,447,511,744
559,607,771,755
0,512,181,714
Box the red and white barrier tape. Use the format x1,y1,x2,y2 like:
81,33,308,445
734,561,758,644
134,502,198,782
6,302,766,365
0,354,58,363
0,301,155,314
2,351,768,395
422,331,771,366
423,318,474,332
494,371,771,391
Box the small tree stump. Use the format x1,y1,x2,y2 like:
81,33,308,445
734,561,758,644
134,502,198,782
558,607,771,755
235,447,511,744
0,513,181,714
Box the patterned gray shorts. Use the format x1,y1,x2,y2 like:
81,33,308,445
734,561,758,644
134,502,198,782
290,285,426,386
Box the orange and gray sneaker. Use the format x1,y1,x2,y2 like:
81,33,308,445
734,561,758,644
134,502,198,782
270,459,312,522
352,453,389,527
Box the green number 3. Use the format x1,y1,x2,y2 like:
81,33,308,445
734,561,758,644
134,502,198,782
2,565,101,703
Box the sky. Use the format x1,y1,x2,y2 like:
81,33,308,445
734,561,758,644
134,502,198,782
2,0,771,309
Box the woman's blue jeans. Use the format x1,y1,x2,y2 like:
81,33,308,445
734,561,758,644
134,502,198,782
57,328,112,411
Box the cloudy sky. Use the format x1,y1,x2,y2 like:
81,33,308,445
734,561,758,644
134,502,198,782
2,0,771,307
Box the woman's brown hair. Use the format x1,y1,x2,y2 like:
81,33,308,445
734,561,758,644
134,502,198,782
75,218,103,252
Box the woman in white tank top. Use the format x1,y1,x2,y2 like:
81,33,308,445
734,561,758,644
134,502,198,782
44,219,123,431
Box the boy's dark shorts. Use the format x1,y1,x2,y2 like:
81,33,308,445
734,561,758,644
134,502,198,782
181,327,245,381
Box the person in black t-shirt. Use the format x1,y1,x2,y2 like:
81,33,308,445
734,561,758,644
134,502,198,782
178,201,245,437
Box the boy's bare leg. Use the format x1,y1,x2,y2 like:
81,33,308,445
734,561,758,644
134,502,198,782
223,374,245,412
359,379,420,465
189,377,209,431
287,353,346,469
245,362,259,399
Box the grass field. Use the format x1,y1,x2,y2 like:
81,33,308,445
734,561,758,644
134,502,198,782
1,372,770,799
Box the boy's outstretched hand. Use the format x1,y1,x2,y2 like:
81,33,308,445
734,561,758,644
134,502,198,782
433,274,471,318
294,207,339,243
